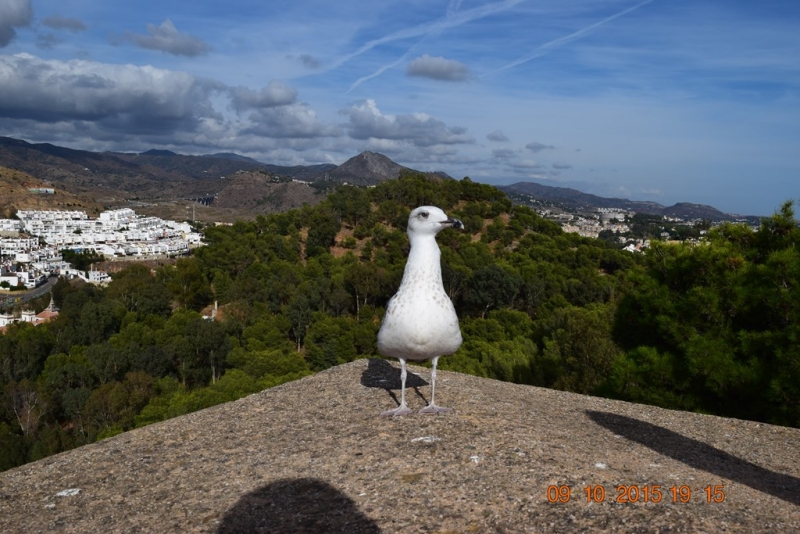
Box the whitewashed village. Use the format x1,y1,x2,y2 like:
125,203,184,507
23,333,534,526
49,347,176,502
0,208,203,330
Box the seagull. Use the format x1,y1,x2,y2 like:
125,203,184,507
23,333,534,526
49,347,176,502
377,206,463,416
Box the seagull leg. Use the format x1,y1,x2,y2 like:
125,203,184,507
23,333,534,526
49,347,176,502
381,358,413,416
420,356,453,414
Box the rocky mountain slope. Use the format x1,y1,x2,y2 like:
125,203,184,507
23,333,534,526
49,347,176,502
0,137,448,214
212,170,325,214
1,360,797,533
319,151,451,186
0,166,103,218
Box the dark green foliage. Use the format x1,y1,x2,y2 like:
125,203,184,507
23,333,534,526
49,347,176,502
608,201,800,426
0,422,27,471
106,265,172,317
60,249,104,271
464,264,522,316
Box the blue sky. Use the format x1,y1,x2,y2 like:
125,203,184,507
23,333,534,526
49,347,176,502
0,0,798,215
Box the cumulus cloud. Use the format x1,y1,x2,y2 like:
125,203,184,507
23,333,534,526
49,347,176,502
42,15,87,32
0,0,33,47
487,130,509,142
230,81,298,111
125,19,209,57
492,148,516,159
244,103,339,139
552,162,572,169
406,54,470,81
525,141,554,153
508,159,542,170
342,99,473,147
0,53,220,134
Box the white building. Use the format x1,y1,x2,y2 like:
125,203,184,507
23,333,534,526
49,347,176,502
14,208,201,259
0,237,39,254
0,219,23,233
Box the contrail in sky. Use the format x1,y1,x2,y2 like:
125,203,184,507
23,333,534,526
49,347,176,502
331,0,525,73
485,0,656,77
348,47,420,92
347,0,480,92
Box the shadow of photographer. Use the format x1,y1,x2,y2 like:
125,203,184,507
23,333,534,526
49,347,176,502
217,478,380,534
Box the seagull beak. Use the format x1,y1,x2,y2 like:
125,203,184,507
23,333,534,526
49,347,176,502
441,218,463,230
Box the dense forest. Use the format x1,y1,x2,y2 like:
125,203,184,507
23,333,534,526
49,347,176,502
1,175,798,472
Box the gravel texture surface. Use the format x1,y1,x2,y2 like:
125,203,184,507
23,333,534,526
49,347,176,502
1,358,798,533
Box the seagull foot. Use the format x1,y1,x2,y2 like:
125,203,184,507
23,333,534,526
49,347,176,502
381,405,414,417
419,404,454,415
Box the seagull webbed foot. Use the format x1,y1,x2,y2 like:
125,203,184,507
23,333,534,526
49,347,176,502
419,404,453,415
381,404,414,417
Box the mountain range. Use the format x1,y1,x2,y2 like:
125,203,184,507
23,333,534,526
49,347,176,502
0,136,754,222
499,182,754,222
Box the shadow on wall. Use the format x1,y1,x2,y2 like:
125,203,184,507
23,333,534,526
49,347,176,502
360,358,429,408
586,411,800,506
217,478,380,534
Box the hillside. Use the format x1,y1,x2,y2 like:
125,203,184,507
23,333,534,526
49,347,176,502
0,166,103,218
0,137,454,217
1,360,797,533
212,170,325,213
500,181,741,222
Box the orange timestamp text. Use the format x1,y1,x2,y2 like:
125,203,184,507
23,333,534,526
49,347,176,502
546,484,725,504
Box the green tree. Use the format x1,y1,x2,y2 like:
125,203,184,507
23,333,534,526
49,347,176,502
163,258,212,311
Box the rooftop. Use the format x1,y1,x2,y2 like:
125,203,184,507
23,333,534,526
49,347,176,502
1,359,798,532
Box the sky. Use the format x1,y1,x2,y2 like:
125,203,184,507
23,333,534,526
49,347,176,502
0,0,798,215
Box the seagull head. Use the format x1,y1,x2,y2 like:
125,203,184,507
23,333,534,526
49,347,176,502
407,206,463,237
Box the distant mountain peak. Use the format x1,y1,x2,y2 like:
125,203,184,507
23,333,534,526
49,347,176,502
140,149,178,157
324,151,451,186
323,151,408,186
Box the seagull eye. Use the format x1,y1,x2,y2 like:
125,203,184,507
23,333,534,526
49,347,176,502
420,211,429,219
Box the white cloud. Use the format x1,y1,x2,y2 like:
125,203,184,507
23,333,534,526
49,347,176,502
487,130,509,142
508,159,542,170
342,99,473,147
230,81,297,111
0,0,33,47
0,53,219,133
526,141,554,153
406,54,470,81
125,19,209,57
552,162,572,169
492,148,516,158
244,102,339,139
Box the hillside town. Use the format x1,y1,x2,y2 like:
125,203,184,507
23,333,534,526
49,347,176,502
0,208,203,292
536,206,718,252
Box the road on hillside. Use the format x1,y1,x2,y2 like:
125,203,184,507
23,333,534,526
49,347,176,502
0,275,58,307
